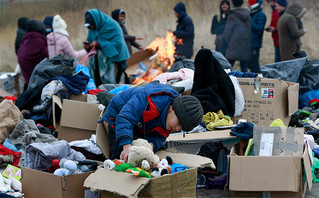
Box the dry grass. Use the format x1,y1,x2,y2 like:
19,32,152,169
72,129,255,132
0,0,318,72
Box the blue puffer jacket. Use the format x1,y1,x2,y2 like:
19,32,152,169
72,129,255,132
101,83,180,152
173,2,195,58
250,4,266,49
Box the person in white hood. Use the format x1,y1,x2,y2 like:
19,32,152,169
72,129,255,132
47,15,87,59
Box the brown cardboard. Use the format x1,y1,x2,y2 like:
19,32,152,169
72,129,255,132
126,49,156,76
22,167,92,198
53,94,102,142
233,78,299,126
88,123,214,197
253,127,304,156
228,143,313,197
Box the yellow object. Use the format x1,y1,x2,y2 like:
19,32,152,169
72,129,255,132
269,118,286,127
2,164,21,181
203,110,233,131
244,138,254,156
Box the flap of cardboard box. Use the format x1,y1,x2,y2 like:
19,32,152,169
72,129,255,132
303,143,313,191
229,155,301,192
84,168,150,197
288,83,299,116
126,49,156,76
156,150,215,169
52,95,63,129
60,99,101,131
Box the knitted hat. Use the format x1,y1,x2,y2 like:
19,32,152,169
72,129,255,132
172,95,204,131
276,0,287,7
248,0,257,6
53,15,69,36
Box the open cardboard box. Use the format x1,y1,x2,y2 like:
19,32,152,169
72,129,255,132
52,94,102,142
125,49,156,76
233,78,299,126
84,122,215,197
22,167,95,198
228,128,313,198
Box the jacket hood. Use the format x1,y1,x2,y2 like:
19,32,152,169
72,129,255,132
220,0,230,15
26,19,46,36
18,17,30,29
230,8,250,22
111,9,125,24
286,3,306,18
174,2,187,18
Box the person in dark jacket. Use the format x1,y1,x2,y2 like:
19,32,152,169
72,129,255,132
172,2,195,59
224,0,251,72
111,9,144,55
265,0,281,62
100,83,204,161
277,2,307,61
14,17,30,55
247,0,266,73
211,0,230,57
18,19,48,86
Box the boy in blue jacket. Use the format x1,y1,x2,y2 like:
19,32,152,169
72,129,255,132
100,83,204,162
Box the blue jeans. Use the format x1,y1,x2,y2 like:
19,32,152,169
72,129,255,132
275,46,281,62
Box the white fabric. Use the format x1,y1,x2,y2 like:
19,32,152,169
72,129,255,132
69,134,102,155
154,68,194,84
229,76,245,117
304,134,315,165
172,78,193,92
0,174,11,193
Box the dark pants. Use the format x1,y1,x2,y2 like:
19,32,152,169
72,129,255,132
247,48,261,73
229,60,249,72
108,125,121,160
115,61,130,84
275,46,281,62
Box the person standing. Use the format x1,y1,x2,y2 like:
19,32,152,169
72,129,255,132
172,2,195,59
83,9,130,86
265,0,281,62
47,15,87,59
43,16,54,36
211,0,230,57
14,17,30,55
111,9,144,55
277,2,307,61
247,0,266,73
224,0,251,72
18,19,48,86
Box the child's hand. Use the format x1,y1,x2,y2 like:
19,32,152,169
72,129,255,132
120,144,131,163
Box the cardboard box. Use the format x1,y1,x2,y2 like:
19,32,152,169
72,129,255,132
254,127,304,156
233,78,299,126
126,49,156,76
52,94,102,142
166,129,240,154
22,167,95,198
0,72,19,96
228,141,313,197
86,122,215,197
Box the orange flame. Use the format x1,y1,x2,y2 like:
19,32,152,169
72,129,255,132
132,32,182,84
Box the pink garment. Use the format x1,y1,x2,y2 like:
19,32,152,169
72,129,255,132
304,134,315,165
47,32,87,59
154,68,194,84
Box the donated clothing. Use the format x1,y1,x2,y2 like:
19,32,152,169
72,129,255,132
101,83,180,153
173,2,194,58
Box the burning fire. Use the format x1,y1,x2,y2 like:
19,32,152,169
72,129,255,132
132,32,183,84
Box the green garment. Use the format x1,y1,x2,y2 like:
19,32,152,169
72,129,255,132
203,111,233,131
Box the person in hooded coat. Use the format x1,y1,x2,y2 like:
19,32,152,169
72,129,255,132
43,16,54,36
172,2,195,59
211,0,230,57
18,19,48,86
277,2,307,61
83,9,130,86
14,17,29,55
247,0,266,73
111,9,144,55
224,0,251,72
47,15,87,59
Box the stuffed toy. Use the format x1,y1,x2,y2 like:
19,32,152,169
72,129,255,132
149,156,187,178
112,159,151,178
54,160,79,176
127,139,160,168
103,159,115,170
